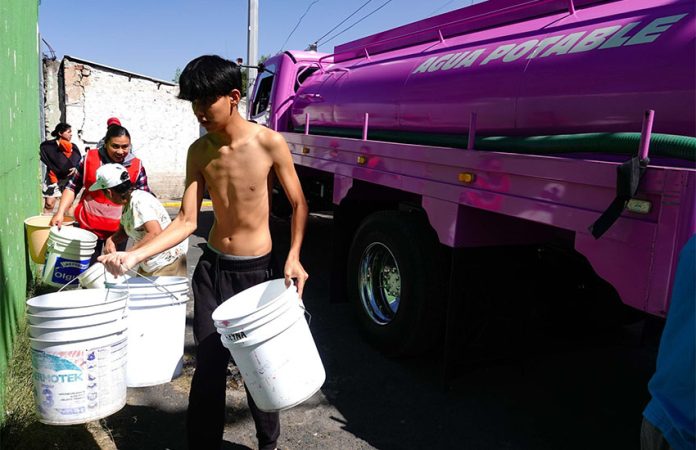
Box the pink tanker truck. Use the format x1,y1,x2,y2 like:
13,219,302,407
250,0,695,356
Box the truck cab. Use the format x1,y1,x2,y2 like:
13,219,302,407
248,51,326,130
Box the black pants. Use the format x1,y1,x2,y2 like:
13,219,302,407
189,247,280,450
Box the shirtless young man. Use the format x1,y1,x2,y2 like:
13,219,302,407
99,55,308,450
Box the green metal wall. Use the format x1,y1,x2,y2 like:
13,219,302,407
0,0,41,420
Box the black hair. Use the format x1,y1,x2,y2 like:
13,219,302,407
51,122,71,137
103,125,131,146
111,179,133,195
111,167,133,195
178,55,242,101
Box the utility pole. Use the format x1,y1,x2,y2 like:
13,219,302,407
247,0,259,113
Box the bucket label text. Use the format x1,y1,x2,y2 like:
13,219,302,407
50,256,90,284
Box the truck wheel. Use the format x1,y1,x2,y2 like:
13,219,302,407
347,211,439,356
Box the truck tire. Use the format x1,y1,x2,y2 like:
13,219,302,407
347,210,440,356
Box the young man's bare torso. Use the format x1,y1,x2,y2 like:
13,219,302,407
193,122,275,256
100,98,308,297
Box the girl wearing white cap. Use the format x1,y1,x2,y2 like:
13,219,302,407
91,163,188,276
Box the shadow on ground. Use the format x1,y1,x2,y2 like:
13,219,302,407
270,212,659,450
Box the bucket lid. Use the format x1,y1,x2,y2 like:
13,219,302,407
212,279,295,323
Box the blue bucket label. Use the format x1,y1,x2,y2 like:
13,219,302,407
51,256,90,285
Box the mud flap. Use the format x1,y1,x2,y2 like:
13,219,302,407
589,156,648,239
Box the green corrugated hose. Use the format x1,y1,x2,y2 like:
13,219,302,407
295,126,696,162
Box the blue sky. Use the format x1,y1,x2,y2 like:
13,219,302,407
39,0,480,81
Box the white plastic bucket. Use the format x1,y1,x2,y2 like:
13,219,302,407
41,226,97,288
216,293,296,337
213,279,292,327
49,226,97,243
212,279,325,412
113,276,190,293
29,318,128,341
110,277,190,387
30,320,127,425
26,289,128,317
27,307,126,329
78,263,132,289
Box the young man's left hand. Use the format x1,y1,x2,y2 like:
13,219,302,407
284,259,308,298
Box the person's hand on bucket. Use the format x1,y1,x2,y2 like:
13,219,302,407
50,211,64,229
103,237,118,255
98,251,136,276
284,257,308,298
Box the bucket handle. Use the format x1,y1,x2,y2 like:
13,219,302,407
286,279,311,325
299,303,311,326
110,265,186,304
56,273,82,293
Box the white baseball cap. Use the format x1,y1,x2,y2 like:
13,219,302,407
89,163,130,191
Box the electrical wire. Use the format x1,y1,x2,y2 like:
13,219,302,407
317,0,394,47
312,0,374,47
429,0,475,16
279,0,322,52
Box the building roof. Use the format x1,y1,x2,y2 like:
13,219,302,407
63,55,177,86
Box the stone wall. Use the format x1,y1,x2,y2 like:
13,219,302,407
42,58,61,137
49,57,200,198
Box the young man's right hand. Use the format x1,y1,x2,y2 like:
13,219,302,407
99,251,139,276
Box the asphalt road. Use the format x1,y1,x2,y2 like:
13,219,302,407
101,206,660,450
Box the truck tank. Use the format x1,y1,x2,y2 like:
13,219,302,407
291,0,695,142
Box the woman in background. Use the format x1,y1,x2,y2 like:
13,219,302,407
39,123,81,214
51,125,151,264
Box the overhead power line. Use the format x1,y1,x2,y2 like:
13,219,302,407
279,0,322,53
428,0,474,17
312,0,374,47
317,0,394,47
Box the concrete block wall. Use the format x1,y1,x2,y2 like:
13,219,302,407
54,57,200,198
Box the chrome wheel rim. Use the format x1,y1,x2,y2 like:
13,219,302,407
358,242,401,325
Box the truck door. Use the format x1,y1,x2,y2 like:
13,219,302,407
249,63,277,127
